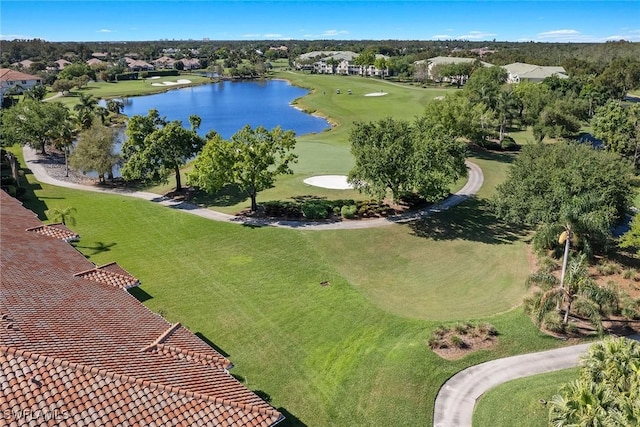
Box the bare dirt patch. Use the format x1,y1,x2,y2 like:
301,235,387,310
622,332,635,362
429,322,499,360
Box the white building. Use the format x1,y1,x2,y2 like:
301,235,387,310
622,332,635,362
0,68,43,102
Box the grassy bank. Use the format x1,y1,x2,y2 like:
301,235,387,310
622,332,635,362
473,369,579,427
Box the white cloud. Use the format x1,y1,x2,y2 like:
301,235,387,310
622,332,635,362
97,29,115,33
0,34,33,40
322,29,349,37
538,29,580,38
534,28,640,42
456,31,497,40
432,34,453,40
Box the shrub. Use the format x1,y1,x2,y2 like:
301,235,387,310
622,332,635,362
428,337,447,349
302,201,329,219
261,200,302,218
341,205,357,219
622,268,636,280
542,311,564,333
450,335,467,349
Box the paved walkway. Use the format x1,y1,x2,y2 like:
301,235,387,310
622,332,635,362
433,333,640,427
23,147,483,230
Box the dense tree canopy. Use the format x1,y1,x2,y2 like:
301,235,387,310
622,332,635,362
0,100,72,155
188,125,297,211
121,112,205,191
492,143,633,251
348,116,467,202
592,100,640,167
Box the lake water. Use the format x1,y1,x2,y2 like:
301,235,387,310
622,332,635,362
120,79,330,138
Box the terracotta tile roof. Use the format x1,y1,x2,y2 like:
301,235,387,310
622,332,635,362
0,192,283,426
0,68,42,82
26,223,80,242
75,262,140,290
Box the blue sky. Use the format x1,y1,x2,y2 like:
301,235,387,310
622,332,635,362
1,1,639,43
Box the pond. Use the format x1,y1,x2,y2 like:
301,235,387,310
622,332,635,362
119,79,330,138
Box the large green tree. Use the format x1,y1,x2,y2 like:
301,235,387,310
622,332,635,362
121,113,205,191
69,121,120,182
0,100,72,155
188,125,297,212
348,116,467,202
492,143,633,252
592,100,640,167
347,118,416,201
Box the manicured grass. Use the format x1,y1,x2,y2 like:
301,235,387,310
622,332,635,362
5,72,576,426
9,143,565,426
473,368,579,427
149,72,459,212
47,73,213,109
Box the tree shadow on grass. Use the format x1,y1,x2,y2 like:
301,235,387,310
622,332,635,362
15,167,50,220
409,197,529,244
72,241,117,256
188,183,249,208
468,145,517,165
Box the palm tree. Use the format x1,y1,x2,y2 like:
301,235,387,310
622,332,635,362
495,89,518,142
74,93,98,129
106,99,124,115
96,106,109,125
550,338,640,426
47,206,77,226
529,253,618,335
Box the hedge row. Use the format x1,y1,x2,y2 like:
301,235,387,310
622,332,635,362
260,198,396,220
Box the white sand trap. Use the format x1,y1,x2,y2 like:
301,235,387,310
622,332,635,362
151,79,192,87
364,92,388,97
149,76,161,79
304,175,353,190
433,96,445,100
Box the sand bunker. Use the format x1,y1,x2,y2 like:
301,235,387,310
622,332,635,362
151,79,192,87
364,92,388,97
303,175,353,190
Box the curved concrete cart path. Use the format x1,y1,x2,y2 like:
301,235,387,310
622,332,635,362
23,147,482,230
433,334,640,427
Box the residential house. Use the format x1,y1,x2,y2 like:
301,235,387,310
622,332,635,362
0,191,284,426
502,62,568,83
54,59,71,69
86,58,106,68
414,56,493,81
296,51,389,77
13,59,34,69
154,55,176,69
124,57,154,72
91,52,110,60
0,68,43,101
179,58,201,70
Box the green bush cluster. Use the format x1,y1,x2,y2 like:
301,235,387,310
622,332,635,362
301,201,329,219
356,199,394,217
261,198,358,220
141,70,180,78
115,72,139,81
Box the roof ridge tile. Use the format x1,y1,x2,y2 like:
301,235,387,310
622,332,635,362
1,345,282,419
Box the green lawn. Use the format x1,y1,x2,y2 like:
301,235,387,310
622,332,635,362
5,72,574,426
47,73,212,109
473,368,579,427
8,141,565,426
149,72,459,212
